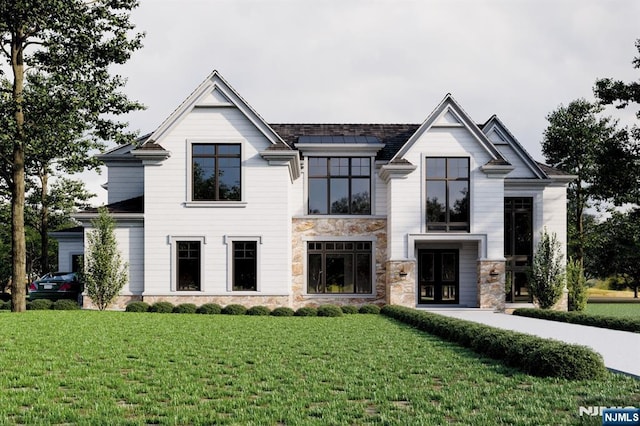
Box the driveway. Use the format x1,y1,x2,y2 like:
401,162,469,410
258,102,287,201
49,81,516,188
427,309,640,378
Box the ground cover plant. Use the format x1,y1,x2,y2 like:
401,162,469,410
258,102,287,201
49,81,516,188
0,312,637,424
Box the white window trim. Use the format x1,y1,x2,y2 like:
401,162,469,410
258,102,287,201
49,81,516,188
169,236,206,293
224,235,262,293
185,138,247,207
302,235,377,297
303,155,377,216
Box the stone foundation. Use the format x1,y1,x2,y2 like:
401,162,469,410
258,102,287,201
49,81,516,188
81,294,142,310
142,295,292,309
385,260,416,306
477,260,506,311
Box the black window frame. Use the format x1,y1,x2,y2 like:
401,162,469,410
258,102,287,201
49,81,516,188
192,143,241,201
425,157,470,232
176,241,201,291
308,157,371,215
307,241,373,294
232,241,257,291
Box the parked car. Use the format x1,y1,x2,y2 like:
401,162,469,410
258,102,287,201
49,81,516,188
28,272,83,302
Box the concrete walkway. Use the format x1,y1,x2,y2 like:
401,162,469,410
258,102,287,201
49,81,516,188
426,309,640,378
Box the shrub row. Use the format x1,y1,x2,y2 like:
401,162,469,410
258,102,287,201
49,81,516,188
126,302,381,317
513,308,640,333
0,299,80,311
381,305,607,380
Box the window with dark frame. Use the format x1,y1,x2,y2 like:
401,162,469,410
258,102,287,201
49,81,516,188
232,241,257,291
307,241,372,294
177,241,201,291
425,157,470,231
308,157,371,215
192,143,241,201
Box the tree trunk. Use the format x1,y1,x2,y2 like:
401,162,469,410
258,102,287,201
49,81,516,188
10,29,27,312
40,171,49,273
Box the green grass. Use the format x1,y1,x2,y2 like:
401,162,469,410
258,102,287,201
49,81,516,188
0,312,638,425
586,303,640,318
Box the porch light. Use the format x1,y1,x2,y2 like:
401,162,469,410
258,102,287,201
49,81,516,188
399,267,408,278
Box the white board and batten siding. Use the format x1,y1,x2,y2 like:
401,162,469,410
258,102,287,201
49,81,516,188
106,164,144,205
142,106,293,296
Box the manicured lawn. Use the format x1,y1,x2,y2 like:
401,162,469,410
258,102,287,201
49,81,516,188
0,312,638,425
586,303,640,318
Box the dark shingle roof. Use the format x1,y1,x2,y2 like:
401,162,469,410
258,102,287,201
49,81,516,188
269,123,420,161
536,162,572,176
84,196,144,214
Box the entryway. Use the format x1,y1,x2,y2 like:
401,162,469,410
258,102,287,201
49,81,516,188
418,249,459,304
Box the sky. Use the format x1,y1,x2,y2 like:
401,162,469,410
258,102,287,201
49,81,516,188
83,0,640,205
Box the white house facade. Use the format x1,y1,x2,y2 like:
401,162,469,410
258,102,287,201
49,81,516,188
56,70,573,311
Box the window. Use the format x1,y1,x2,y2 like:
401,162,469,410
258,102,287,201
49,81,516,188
232,241,257,291
504,197,533,303
426,157,469,231
307,241,372,294
308,157,371,215
192,144,241,201
177,241,201,291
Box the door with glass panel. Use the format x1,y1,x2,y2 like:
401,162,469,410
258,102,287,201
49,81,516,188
418,249,459,304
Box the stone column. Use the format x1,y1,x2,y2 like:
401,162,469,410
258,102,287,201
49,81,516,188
385,260,416,307
477,260,506,311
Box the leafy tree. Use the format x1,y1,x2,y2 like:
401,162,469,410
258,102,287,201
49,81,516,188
528,229,565,309
589,209,640,298
0,1,143,312
82,208,128,310
542,99,629,264
566,258,587,311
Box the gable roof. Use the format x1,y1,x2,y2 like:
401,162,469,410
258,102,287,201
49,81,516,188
144,70,288,149
390,94,505,162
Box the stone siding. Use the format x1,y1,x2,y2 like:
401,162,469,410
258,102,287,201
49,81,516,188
385,260,416,306
292,218,387,309
477,260,506,311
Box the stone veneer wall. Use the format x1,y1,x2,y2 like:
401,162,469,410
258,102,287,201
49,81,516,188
385,260,416,306
477,260,506,311
292,218,387,309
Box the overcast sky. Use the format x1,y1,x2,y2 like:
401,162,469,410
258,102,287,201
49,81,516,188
84,0,640,204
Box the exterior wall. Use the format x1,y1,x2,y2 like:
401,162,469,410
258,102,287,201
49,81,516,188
56,236,83,272
291,217,387,308
107,164,144,204
141,107,293,299
477,259,506,310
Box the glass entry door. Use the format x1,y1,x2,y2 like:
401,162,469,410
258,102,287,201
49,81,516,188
418,249,459,304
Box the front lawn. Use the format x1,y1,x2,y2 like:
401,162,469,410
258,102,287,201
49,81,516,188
586,303,640,318
0,312,637,425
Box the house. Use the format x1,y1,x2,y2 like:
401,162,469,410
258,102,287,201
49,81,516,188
55,70,573,311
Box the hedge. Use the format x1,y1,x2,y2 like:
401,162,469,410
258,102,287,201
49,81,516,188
513,308,640,333
381,305,607,380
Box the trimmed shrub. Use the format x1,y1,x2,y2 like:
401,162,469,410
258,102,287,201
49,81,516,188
197,303,222,315
150,301,174,313
317,304,343,317
222,304,247,315
125,301,150,312
270,307,295,317
566,258,588,311
359,304,381,314
381,305,607,380
341,305,359,315
173,303,197,314
295,306,317,317
28,299,53,310
513,308,640,333
246,306,271,316
528,229,565,309
53,299,80,310
0,300,11,310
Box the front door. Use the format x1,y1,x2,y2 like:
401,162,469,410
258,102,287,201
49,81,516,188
418,249,459,304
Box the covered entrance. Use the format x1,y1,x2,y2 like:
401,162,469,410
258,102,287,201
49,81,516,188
418,249,459,304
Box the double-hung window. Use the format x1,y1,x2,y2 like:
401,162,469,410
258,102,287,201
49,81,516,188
192,144,241,201
176,241,201,291
425,157,470,231
308,157,371,215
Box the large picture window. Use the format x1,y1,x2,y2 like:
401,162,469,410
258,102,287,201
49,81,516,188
426,157,469,231
307,241,372,294
177,241,201,291
308,157,371,215
192,144,241,201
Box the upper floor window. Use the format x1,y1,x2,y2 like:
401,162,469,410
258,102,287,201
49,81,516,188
308,157,371,215
192,144,241,201
426,157,469,232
